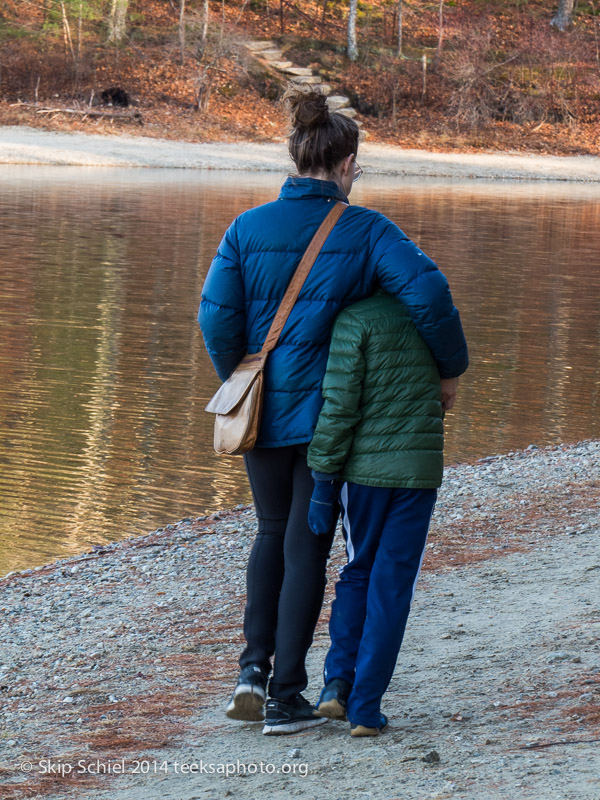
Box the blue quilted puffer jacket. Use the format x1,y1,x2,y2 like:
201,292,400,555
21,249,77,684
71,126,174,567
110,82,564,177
199,177,468,448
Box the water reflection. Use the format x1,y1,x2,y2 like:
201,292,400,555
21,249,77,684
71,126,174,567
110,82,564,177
1,166,599,575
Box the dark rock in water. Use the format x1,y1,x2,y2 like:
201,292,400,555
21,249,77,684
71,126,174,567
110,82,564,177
101,87,130,107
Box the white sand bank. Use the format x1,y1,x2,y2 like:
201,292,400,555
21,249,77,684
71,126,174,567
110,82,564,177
1,125,600,181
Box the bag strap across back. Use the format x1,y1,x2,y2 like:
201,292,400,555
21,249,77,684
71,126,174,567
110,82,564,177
259,200,347,356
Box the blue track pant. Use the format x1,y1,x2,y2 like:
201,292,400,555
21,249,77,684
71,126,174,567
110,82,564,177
324,483,437,728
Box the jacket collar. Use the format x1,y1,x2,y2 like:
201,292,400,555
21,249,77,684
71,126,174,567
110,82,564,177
278,176,349,203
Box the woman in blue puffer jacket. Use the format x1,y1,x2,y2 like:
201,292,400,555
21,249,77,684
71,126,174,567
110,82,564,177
198,86,468,736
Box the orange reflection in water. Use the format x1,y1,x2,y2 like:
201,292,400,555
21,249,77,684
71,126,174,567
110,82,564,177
0,168,599,575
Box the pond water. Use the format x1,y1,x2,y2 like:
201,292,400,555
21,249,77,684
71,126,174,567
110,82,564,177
1,166,599,576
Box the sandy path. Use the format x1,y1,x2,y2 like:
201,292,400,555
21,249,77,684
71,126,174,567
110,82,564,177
1,126,600,181
89,528,600,800
1,441,599,800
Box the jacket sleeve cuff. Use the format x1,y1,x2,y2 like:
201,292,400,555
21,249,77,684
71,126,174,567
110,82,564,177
311,470,341,482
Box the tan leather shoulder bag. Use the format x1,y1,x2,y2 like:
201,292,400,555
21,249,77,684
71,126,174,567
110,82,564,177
205,200,347,455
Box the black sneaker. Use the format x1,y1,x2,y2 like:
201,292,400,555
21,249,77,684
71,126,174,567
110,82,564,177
225,665,267,721
316,678,352,720
262,693,328,735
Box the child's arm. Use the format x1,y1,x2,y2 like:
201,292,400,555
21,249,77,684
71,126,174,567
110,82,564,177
307,310,366,475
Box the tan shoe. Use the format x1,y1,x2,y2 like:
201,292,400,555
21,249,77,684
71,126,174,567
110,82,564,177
350,713,388,737
350,723,381,737
316,678,351,720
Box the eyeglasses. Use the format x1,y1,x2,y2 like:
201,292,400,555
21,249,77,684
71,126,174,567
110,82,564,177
353,162,363,182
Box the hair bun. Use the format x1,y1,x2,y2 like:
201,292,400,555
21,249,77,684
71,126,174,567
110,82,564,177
284,85,329,130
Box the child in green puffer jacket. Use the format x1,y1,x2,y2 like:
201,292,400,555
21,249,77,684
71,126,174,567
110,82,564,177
307,288,456,737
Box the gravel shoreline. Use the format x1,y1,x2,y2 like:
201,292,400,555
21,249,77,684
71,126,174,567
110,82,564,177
2,126,600,182
1,440,599,800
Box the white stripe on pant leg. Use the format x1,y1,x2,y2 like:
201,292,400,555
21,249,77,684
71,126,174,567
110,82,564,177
340,482,355,565
410,497,437,603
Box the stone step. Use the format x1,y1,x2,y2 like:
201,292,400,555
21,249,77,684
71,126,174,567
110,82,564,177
268,60,294,70
326,95,351,111
246,40,276,52
283,67,314,77
336,106,357,119
314,84,332,95
258,49,284,60
290,75,321,85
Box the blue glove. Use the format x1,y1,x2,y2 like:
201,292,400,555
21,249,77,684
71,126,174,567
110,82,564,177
308,470,341,536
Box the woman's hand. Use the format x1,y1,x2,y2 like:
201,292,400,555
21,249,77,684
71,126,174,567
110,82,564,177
441,377,459,411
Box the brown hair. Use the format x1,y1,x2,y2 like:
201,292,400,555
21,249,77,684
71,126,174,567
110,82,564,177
284,85,359,177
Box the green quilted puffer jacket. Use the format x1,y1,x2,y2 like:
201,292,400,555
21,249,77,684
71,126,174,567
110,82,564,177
307,291,444,488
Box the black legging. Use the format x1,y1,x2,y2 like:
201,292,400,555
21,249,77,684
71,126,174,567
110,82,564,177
241,443,335,702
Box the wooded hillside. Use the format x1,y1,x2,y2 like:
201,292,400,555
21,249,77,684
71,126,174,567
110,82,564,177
1,0,599,154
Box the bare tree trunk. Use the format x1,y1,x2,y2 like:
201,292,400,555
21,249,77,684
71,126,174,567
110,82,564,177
197,67,212,112
179,0,186,64
348,0,358,61
551,0,575,31
319,0,326,39
75,1,83,82
592,1,600,72
60,2,75,61
396,0,403,57
77,2,83,60
391,79,399,123
108,0,128,45
198,0,209,58
236,0,251,24
436,0,444,61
